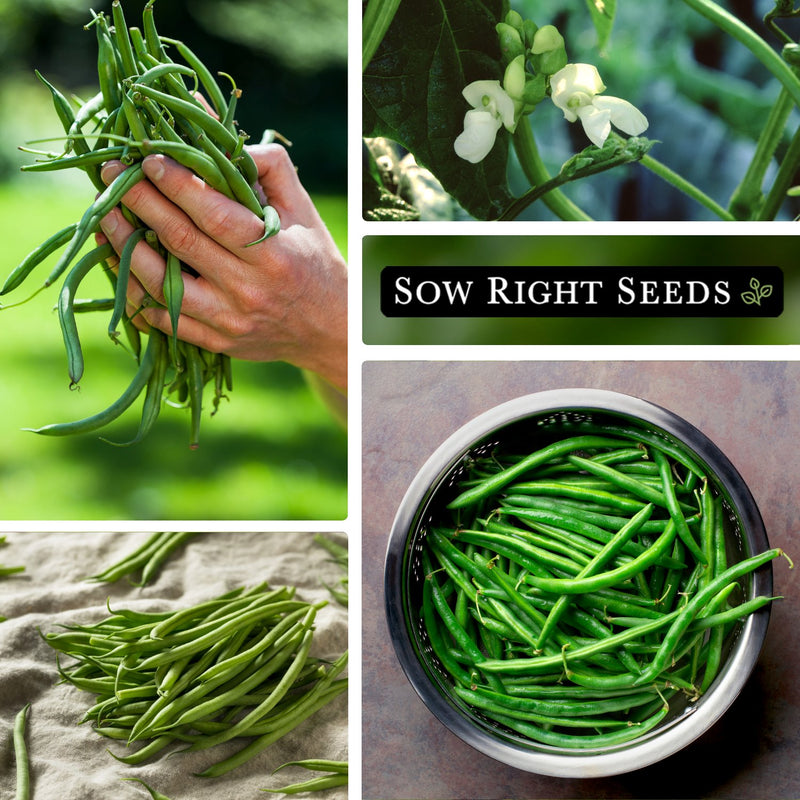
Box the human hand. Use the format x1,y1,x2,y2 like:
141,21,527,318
98,143,347,394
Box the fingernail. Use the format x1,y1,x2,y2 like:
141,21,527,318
143,154,165,182
101,161,124,185
100,210,118,235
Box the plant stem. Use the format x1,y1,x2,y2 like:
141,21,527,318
727,88,795,219
759,121,800,219
639,153,736,220
362,0,402,72
679,0,800,108
500,138,651,221
511,120,593,220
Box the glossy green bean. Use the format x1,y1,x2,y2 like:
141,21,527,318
44,163,145,289
197,133,264,217
133,83,239,153
449,436,631,509
160,36,229,119
2,223,78,295
57,243,115,386
162,251,184,366
536,503,655,649
109,226,148,342
24,329,158,436
634,548,785,685
491,702,670,748
652,447,707,564
20,146,127,172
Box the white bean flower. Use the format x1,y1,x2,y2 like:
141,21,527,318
454,80,516,163
550,63,648,148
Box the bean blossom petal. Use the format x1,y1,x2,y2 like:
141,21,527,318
592,95,649,137
575,104,612,148
454,109,502,163
462,80,516,131
550,63,605,121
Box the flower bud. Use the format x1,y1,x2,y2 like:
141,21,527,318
496,22,525,63
503,55,526,102
531,25,567,75
531,25,564,54
504,9,524,33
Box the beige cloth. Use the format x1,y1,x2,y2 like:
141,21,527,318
0,531,348,799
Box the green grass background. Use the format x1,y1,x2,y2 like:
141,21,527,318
0,184,347,521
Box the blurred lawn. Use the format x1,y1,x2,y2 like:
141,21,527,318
0,183,347,521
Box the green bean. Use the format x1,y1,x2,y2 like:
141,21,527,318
20,146,127,172
129,61,196,89
184,342,205,449
1,223,78,295
95,12,122,113
634,548,785,685
183,627,315,749
24,328,158,436
197,133,264,217
57,242,115,386
13,704,31,800
121,778,172,800
566,455,683,511
111,1,138,78
564,421,708,478
109,226,148,342
195,653,348,778
652,448,707,564
121,91,150,142
89,531,173,583
263,774,348,794
536,504,655,649
142,0,168,62
34,70,86,153
449,436,631,509
274,759,349,775
160,36,229,119
44,163,145,289
162,251,184,366
133,83,240,154
508,479,647,513
454,684,659,720
491,702,670,749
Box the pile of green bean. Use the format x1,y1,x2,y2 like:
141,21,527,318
419,427,785,749
44,583,348,777
1,0,280,447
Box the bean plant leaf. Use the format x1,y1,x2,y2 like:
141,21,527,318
362,0,513,220
584,0,616,51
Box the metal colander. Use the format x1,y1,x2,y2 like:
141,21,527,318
385,389,772,777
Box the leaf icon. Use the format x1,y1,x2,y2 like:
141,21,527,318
741,291,757,305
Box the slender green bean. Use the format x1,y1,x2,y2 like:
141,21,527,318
13,704,31,800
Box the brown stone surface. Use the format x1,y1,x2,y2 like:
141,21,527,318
362,361,800,799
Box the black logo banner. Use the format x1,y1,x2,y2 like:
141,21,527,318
380,266,783,318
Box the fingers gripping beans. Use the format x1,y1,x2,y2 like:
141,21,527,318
420,427,788,748
1,1,284,446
